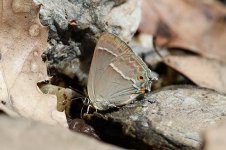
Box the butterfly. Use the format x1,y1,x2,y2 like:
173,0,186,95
87,32,157,110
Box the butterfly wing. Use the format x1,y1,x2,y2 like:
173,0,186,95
87,33,131,109
87,32,152,110
93,51,151,110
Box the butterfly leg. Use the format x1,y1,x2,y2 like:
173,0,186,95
86,105,91,114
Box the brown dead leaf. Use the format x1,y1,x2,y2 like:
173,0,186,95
163,55,226,94
140,0,226,63
0,0,67,127
203,121,226,150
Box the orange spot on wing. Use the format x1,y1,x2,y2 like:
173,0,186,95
139,87,145,94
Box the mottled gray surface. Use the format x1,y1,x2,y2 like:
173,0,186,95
88,86,226,150
0,116,124,150
34,0,142,85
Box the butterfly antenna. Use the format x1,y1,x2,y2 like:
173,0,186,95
86,105,91,114
153,36,164,59
80,105,85,119
68,86,86,97
71,96,86,101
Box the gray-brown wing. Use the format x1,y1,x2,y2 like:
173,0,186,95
94,51,150,110
87,32,132,109
92,62,138,110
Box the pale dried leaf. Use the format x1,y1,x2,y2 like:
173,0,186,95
163,55,226,94
0,0,67,127
203,121,226,150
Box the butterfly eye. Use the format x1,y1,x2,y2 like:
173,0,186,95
138,75,145,81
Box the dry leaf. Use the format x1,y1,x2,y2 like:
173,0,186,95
0,0,67,127
203,121,226,150
139,0,226,63
163,55,226,94
38,82,79,112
